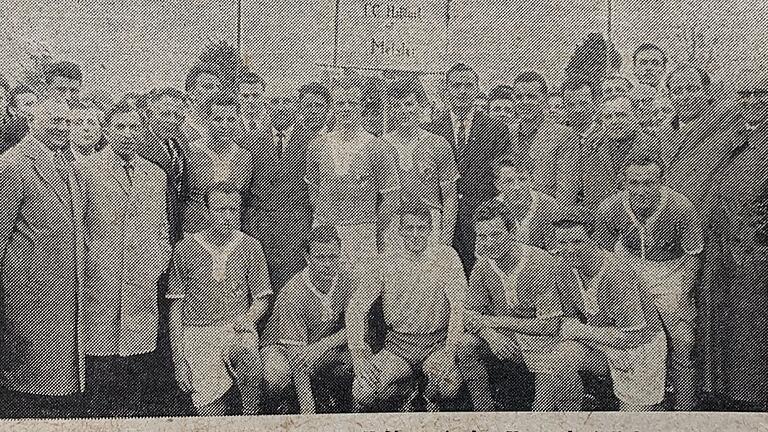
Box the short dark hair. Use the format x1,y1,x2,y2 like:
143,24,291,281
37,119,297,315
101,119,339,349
622,148,666,178
185,63,221,93
304,225,343,254
398,200,433,227
45,61,83,84
561,76,599,101
665,63,711,90
9,84,35,108
552,206,596,236
445,63,478,83
237,72,266,91
513,71,548,96
488,85,515,102
104,101,142,126
298,82,331,105
385,78,427,105
632,43,667,66
205,182,242,208
147,87,189,105
473,199,515,232
0,76,9,94
204,92,239,118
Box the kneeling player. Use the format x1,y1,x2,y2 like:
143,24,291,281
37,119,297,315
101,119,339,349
347,202,467,412
554,206,668,412
167,184,273,415
261,225,358,414
456,199,572,411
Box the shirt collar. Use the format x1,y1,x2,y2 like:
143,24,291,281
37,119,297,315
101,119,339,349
273,125,295,142
450,109,475,130
302,267,337,304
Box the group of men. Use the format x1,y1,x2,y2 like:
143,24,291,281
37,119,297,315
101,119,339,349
0,40,767,418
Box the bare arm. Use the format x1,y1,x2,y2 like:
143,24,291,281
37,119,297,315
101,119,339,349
484,315,561,337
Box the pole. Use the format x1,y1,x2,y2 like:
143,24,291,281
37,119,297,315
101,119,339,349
607,0,612,41
237,0,243,55
333,0,341,66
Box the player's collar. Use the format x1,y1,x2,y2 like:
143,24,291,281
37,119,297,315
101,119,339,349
193,230,245,282
621,186,670,259
302,267,337,303
488,243,532,307
572,250,608,315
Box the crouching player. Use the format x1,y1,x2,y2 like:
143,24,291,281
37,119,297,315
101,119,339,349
594,150,702,410
553,206,668,411
167,184,273,415
260,226,359,414
347,202,467,412
456,199,574,411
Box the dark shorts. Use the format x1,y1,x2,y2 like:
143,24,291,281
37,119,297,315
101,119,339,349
384,329,447,369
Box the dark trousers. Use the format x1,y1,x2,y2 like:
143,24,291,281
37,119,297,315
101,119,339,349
84,352,153,417
453,200,479,278
0,389,84,419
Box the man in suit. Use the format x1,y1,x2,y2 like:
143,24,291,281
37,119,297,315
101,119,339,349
242,84,315,293
76,101,171,417
0,98,87,418
425,63,510,276
507,72,581,206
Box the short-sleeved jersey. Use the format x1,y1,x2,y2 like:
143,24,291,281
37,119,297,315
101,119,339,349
560,251,663,344
167,231,273,327
382,129,459,209
274,267,358,346
304,129,400,226
468,244,565,350
375,244,466,334
595,186,704,262
494,191,561,251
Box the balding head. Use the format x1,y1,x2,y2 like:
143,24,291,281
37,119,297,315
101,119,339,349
602,95,639,141
31,98,71,151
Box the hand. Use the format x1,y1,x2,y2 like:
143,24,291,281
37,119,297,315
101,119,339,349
481,330,521,361
463,309,487,334
173,357,195,394
423,348,456,384
560,317,585,340
291,343,327,375
232,313,256,334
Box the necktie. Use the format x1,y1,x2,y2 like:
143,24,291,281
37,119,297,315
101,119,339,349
123,162,134,187
276,131,285,158
456,122,466,161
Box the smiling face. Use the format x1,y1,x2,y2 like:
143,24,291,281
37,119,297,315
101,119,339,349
474,216,513,260
624,162,663,211
445,69,479,114
208,103,241,143
71,107,103,154
668,67,710,124
633,48,666,88
332,86,364,131
306,239,342,282
106,109,143,158
388,92,421,130
31,100,71,151
50,75,81,105
300,92,330,132
602,96,638,141
399,213,432,254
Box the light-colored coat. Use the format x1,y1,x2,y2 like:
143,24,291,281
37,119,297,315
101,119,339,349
76,148,171,357
0,135,87,396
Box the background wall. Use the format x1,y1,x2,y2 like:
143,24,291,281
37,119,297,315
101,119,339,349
1,0,766,98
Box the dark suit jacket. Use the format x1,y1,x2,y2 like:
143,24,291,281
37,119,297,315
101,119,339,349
425,111,510,208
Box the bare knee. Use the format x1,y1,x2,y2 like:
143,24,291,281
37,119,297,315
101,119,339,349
454,333,483,364
261,347,292,395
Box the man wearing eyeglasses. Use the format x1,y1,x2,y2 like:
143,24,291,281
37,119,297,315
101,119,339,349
693,69,768,411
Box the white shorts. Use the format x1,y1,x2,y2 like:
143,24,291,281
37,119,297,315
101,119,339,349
484,331,574,376
574,330,668,406
384,208,443,251
182,323,259,408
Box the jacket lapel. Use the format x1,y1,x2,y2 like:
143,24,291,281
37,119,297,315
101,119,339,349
22,137,70,208
110,154,131,196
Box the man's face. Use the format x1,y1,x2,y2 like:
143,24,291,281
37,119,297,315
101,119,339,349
562,86,595,129
474,217,512,260
633,49,666,87
31,101,71,150
624,163,663,211
494,165,531,201
555,225,595,270
332,87,364,130
207,191,241,233
547,95,566,124
191,73,221,108
488,98,516,124
601,78,631,100
107,110,143,157
388,93,421,129
736,74,768,127
473,96,488,113
268,93,298,131
207,103,241,142
445,70,479,113
300,92,330,132
238,82,265,115
306,240,342,282
513,81,546,122
148,95,186,133
14,92,38,121
70,108,103,152
602,97,638,141
668,68,709,123
399,214,432,254
0,88,8,115
50,75,81,105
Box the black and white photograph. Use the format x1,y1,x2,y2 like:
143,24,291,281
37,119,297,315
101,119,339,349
0,0,767,429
